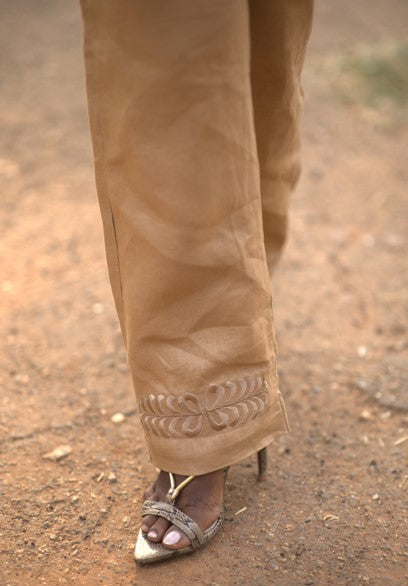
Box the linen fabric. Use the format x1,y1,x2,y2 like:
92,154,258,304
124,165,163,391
79,0,313,475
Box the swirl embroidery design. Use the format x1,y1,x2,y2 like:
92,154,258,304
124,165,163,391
138,374,270,438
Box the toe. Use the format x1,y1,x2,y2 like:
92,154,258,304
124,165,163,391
162,524,191,550
141,514,157,534
146,516,171,542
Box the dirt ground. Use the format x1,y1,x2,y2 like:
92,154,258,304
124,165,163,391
0,1,407,584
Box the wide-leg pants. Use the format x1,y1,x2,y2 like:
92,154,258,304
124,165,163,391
79,0,313,475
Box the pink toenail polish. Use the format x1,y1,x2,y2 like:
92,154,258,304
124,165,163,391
148,529,158,539
163,531,181,545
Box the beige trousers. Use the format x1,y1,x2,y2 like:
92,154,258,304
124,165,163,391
80,0,313,475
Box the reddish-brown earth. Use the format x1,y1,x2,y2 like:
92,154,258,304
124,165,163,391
1,1,407,584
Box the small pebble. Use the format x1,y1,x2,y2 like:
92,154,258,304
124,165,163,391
111,413,125,424
42,445,72,461
356,378,369,391
359,410,371,421
357,346,368,357
323,513,339,521
108,472,117,483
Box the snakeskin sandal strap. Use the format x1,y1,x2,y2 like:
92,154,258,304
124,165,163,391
141,500,205,549
135,467,229,564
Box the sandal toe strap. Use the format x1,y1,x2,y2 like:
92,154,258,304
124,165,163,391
142,500,205,548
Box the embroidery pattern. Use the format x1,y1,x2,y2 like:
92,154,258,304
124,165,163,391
138,374,270,438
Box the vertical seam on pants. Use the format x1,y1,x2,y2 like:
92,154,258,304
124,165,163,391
243,0,271,295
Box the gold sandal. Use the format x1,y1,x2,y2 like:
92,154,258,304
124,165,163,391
134,447,267,565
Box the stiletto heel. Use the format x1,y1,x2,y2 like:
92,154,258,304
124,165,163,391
257,447,267,481
135,455,263,564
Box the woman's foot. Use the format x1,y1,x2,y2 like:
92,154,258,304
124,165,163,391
141,469,225,550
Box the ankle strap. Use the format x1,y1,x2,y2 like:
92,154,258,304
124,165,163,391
165,473,195,504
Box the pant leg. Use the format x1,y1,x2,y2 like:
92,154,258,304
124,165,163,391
249,0,313,274
79,0,289,476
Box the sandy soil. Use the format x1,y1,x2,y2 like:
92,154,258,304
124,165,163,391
0,1,407,584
